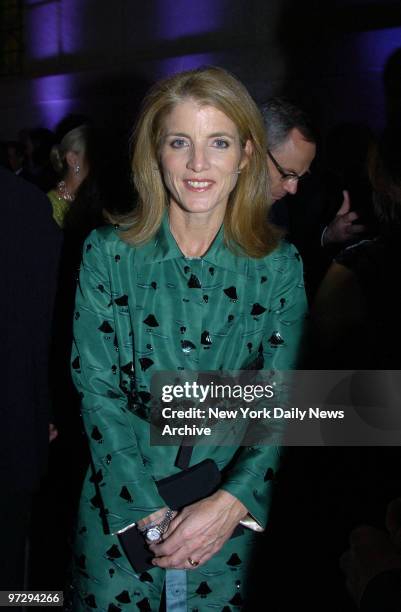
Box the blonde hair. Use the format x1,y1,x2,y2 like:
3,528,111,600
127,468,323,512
119,66,279,258
50,125,88,177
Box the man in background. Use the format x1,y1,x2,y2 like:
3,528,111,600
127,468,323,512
261,98,365,298
0,166,61,590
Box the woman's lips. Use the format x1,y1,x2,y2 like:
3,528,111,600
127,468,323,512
183,179,215,192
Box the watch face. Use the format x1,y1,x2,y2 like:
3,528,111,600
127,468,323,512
146,527,161,542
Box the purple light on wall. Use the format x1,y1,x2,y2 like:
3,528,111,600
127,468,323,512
155,53,217,79
25,0,82,60
355,27,401,72
32,74,75,128
25,0,58,60
58,1,82,55
353,27,401,130
155,0,227,40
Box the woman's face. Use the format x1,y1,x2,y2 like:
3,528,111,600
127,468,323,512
66,148,89,184
75,150,89,183
159,98,251,219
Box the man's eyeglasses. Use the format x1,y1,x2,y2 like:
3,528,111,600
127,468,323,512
267,150,310,184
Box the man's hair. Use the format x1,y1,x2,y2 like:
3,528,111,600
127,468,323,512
260,97,317,151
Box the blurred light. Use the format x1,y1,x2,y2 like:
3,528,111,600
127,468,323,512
25,0,81,60
155,0,226,40
355,27,401,71
155,53,217,78
32,74,75,127
25,1,59,60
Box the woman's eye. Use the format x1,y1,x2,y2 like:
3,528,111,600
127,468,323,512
213,139,229,148
170,138,188,149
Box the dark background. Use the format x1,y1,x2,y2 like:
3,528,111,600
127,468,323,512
1,0,400,141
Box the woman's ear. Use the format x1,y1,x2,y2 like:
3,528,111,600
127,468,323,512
239,139,253,170
65,150,79,170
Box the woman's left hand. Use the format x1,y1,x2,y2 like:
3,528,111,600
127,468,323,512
149,489,248,569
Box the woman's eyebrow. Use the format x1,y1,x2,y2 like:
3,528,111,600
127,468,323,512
165,131,236,139
208,132,236,139
165,132,190,138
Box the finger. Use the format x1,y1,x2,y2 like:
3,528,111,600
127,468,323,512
164,543,216,570
343,211,359,223
48,425,58,442
152,556,187,569
153,537,218,569
192,547,217,568
150,535,185,557
150,517,189,556
336,190,351,216
152,546,194,569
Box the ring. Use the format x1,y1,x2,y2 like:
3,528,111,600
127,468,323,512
188,558,199,567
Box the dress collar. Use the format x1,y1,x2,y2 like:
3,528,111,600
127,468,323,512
135,211,249,276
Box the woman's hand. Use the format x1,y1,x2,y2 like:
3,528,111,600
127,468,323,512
149,490,248,569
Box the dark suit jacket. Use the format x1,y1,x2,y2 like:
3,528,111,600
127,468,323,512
0,167,61,491
360,569,401,612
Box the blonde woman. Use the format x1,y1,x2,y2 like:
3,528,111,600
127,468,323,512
71,67,307,611
48,125,89,227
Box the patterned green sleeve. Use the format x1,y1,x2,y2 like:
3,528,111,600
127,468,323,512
221,242,308,528
71,229,166,535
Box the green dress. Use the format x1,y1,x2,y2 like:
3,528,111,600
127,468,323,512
71,216,307,611
48,189,70,228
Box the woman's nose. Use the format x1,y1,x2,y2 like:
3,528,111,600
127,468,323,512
186,145,210,172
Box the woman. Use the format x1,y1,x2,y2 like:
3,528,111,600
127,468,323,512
48,125,89,227
71,67,307,611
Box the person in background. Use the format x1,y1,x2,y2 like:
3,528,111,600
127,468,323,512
5,140,24,175
261,98,366,299
0,166,61,594
311,126,401,368
19,127,56,192
48,125,90,227
307,126,401,611
28,121,103,592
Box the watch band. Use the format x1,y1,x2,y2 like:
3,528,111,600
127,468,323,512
139,509,174,542
157,509,175,534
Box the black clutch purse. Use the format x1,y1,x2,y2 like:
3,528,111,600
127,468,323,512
118,459,243,572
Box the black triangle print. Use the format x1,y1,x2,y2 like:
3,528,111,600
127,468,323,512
139,357,154,371
99,321,114,333
143,314,159,327
250,303,266,316
196,582,212,597
106,545,122,559
119,486,133,502
188,274,202,288
116,591,131,604
115,295,128,306
224,286,238,301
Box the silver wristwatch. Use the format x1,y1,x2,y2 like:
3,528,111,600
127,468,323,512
139,509,175,543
